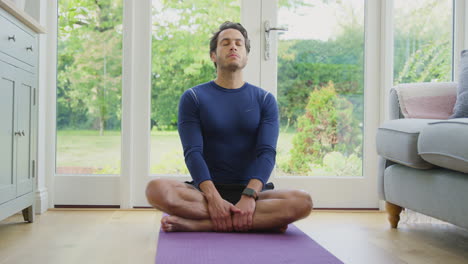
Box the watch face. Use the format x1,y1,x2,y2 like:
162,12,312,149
243,189,254,196
242,188,257,200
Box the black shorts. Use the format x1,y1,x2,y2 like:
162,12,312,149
184,181,275,205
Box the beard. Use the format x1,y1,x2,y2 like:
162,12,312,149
219,58,247,72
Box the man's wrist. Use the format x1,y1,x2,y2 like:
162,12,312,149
205,192,222,202
241,187,258,201
199,180,221,201
239,195,256,202
246,179,263,193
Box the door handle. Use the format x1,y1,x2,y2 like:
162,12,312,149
13,131,25,136
264,20,288,61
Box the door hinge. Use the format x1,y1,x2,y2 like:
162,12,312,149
33,88,36,106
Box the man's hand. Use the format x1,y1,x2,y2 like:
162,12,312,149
199,180,240,232
233,196,256,232
206,196,241,232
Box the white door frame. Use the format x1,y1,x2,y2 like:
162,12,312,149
40,0,466,210
244,0,382,208
50,0,382,208
120,0,152,208
48,0,153,208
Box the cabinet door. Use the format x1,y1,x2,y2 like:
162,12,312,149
15,71,33,197
0,61,16,204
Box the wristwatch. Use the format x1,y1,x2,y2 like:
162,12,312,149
242,188,258,201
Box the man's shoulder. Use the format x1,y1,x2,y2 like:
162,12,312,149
189,81,212,93
181,81,213,103
245,82,263,91
246,83,270,95
245,82,274,102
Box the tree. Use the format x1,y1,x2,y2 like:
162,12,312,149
277,38,363,128
393,0,452,84
276,0,365,129
396,40,451,84
150,0,240,129
58,0,123,134
150,0,312,129
288,82,361,174
67,29,122,135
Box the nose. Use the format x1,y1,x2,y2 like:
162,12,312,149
229,42,237,51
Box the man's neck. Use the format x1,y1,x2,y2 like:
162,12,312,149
214,70,244,89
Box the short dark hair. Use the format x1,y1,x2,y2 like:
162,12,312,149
210,21,251,60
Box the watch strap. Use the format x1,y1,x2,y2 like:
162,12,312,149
242,188,258,200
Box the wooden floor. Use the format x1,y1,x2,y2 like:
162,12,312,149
1,209,468,264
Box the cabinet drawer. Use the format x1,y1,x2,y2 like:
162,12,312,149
0,13,37,67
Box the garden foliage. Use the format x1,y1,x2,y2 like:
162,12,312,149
288,82,361,174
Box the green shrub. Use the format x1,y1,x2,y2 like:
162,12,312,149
308,151,362,176
288,82,361,174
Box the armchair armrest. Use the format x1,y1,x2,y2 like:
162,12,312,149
389,88,402,120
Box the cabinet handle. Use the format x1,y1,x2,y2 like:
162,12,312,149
21,130,25,136
8,35,16,42
26,46,33,52
32,160,36,178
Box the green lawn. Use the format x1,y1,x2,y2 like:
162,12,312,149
56,130,295,174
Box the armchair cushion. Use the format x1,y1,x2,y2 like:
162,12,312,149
418,118,468,173
377,119,439,169
452,50,468,118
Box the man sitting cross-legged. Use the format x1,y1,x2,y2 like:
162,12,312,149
146,22,313,233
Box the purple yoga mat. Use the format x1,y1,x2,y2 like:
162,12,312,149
156,224,343,264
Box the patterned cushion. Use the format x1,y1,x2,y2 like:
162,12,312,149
395,82,457,119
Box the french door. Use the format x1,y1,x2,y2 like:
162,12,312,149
55,0,380,208
242,0,380,208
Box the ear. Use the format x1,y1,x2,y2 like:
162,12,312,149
210,52,216,62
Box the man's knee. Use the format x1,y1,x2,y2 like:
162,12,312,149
289,190,313,219
146,179,169,208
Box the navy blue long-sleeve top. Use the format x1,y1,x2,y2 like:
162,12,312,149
178,81,279,187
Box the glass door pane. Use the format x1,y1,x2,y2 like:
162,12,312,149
393,0,453,85
150,0,240,175
57,0,123,175
276,0,365,177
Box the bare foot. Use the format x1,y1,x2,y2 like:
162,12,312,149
160,216,288,233
253,225,288,233
161,215,211,232
278,225,288,233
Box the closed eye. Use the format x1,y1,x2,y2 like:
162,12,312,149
220,38,244,47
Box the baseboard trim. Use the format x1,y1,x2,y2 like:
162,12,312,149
54,205,120,209
35,188,49,214
315,208,379,211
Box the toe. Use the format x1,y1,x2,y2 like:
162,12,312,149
279,225,288,233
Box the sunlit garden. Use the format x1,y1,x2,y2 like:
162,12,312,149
56,0,452,176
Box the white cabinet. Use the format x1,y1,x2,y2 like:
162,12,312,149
0,6,38,222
